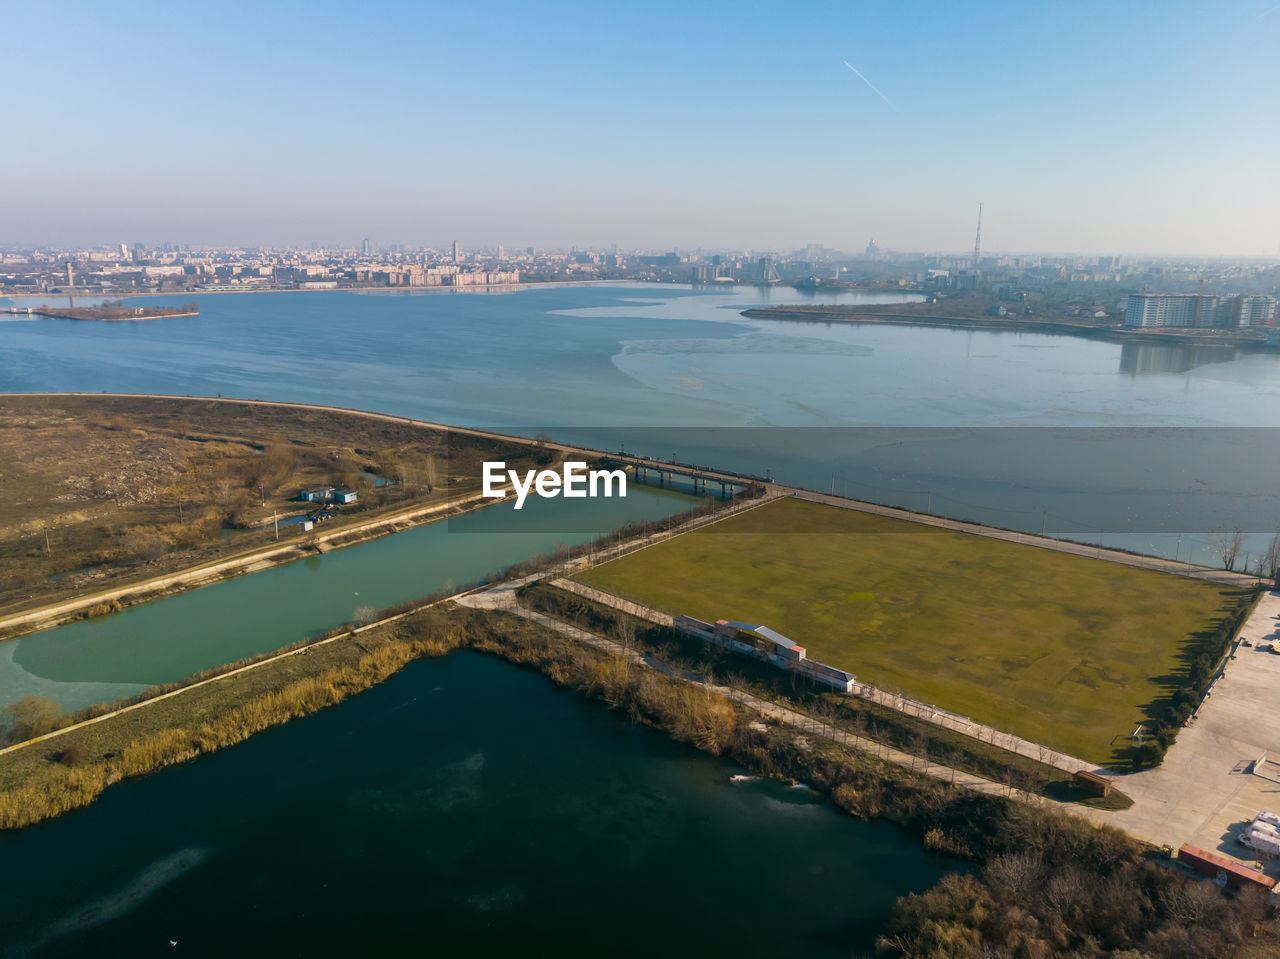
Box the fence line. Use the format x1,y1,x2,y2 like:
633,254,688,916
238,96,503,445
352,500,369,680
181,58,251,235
542,575,1101,778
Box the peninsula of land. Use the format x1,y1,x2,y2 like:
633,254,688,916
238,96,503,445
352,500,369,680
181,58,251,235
741,304,1275,350
6,302,199,321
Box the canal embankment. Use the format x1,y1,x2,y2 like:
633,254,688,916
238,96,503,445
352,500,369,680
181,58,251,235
0,488,505,643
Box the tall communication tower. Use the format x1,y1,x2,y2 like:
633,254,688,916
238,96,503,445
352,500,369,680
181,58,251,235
972,202,983,272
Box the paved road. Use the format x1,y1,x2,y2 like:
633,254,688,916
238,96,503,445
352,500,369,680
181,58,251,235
788,488,1259,587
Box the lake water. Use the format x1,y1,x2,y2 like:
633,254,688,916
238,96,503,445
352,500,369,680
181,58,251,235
0,651,952,958
4,283,1278,564
0,485,702,713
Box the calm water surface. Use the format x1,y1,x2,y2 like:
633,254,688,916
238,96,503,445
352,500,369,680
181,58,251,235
4,284,1278,561
0,652,952,958
0,486,702,712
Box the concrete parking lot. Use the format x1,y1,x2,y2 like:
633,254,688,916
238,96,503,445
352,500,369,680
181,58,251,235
1101,589,1280,877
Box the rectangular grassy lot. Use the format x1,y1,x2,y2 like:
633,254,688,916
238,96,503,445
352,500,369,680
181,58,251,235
577,497,1243,765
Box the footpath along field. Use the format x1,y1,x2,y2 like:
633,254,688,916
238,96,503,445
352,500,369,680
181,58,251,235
578,497,1244,765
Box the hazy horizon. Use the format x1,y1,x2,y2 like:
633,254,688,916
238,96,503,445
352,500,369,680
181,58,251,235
6,0,1278,257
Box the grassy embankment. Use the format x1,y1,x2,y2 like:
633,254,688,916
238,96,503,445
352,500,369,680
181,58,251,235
0,599,466,828
0,395,546,618
577,497,1250,766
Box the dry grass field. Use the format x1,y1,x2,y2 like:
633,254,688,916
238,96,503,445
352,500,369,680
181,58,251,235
0,395,536,613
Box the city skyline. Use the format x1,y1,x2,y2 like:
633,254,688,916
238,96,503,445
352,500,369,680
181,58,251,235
5,0,1278,256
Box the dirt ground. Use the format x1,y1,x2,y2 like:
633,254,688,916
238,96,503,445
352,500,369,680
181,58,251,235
0,395,536,614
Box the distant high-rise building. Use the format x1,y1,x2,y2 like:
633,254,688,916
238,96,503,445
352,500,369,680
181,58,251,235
119,242,128,258
1124,293,1274,329
361,237,370,255
65,262,73,287
452,240,461,264
1124,294,1198,328
1193,295,1221,328
1234,295,1277,327
497,244,504,261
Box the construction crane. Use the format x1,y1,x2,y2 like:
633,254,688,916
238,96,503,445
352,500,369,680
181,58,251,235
972,202,983,272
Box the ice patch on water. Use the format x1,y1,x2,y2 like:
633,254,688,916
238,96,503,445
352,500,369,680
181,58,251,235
466,883,526,913
0,641,152,712
15,847,210,956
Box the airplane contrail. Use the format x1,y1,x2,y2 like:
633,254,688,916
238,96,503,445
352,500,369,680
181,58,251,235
842,59,895,109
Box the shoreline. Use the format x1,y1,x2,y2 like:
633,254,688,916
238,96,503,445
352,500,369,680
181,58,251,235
0,278,632,301
741,306,1274,350
8,308,199,322
4,392,1258,604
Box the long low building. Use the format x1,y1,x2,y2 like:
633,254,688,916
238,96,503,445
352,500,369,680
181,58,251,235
673,615,857,692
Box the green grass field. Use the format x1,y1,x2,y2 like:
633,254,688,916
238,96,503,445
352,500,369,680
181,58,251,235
578,498,1245,765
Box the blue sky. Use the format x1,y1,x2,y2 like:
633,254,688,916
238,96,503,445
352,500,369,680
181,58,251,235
5,0,1278,254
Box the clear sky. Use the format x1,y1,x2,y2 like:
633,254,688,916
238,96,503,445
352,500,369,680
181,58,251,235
5,0,1278,255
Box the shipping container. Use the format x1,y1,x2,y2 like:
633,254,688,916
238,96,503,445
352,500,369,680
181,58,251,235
1178,844,1276,892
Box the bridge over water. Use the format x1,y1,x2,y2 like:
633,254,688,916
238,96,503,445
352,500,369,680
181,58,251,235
594,452,769,499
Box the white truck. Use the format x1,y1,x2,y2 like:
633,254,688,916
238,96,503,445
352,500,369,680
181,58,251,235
1241,822,1280,857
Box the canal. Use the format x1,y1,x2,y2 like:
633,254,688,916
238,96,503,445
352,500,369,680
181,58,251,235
0,485,704,713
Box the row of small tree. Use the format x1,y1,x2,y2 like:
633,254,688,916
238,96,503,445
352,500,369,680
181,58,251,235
1211,526,1280,585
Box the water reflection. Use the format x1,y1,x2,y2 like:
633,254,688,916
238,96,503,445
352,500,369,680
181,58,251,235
1119,342,1241,375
